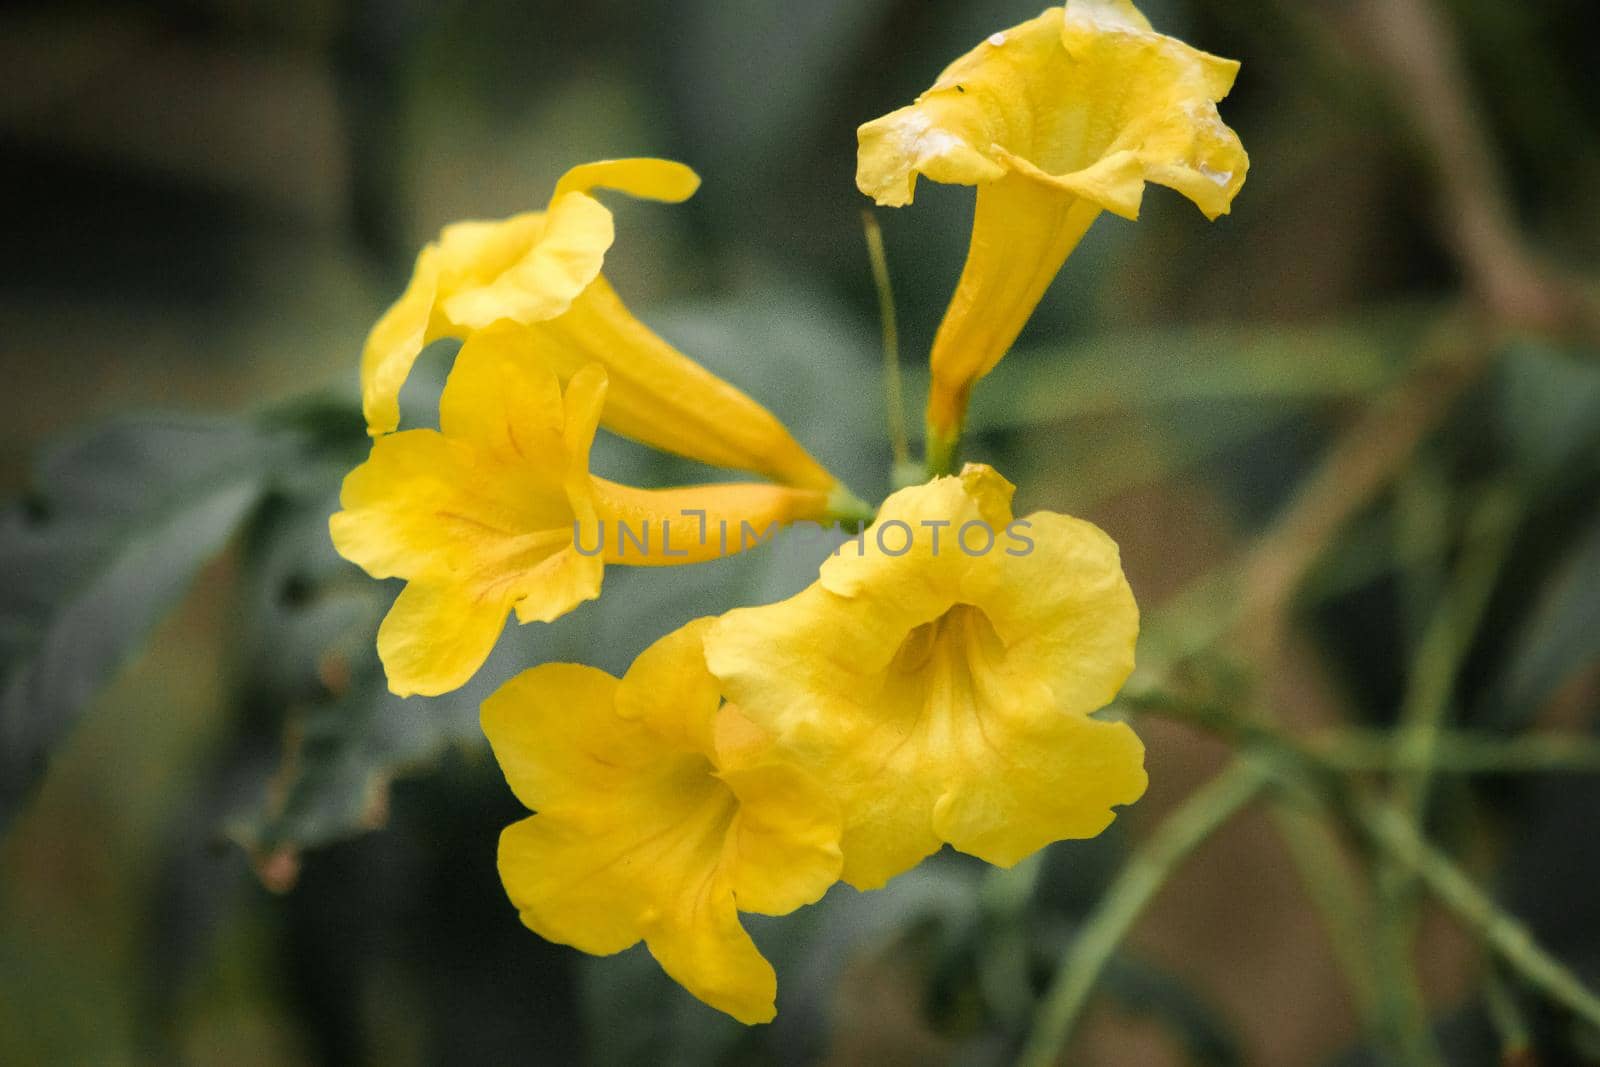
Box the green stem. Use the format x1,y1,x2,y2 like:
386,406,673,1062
861,209,911,474
1481,964,1532,1061
1017,762,1271,1067
924,419,962,480
1266,799,1384,1032
1327,730,1600,775
1392,485,1520,823
1356,800,1600,1035
1370,876,1445,1065
1125,691,1600,776
1129,689,1600,1041
1373,486,1520,1061
824,483,876,530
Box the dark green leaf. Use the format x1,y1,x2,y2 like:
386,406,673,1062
0,415,290,829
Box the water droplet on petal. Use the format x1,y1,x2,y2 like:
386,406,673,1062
1198,163,1233,187
988,32,1007,46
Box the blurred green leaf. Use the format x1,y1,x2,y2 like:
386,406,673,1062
669,0,892,170
963,306,1430,429
218,440,483,856
1016,405,1297,512
0,415,291,830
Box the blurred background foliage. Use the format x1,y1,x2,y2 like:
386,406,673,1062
3,0,1599,1063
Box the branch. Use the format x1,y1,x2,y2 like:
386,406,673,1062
1236,314,1491,651
1017,762,1272,1067
1351,0,1566,331
1130,692,1600,1038
1356,801,1600,1035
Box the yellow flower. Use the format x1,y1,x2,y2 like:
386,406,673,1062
856,1,1249,461
362,157,840,491
332,325,842,698
705,464,1145,890
482,619,842,1024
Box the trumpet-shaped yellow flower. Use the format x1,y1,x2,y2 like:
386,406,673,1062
362,157,839,491
332,325,841,697
482,619,842,1023
857,1,1249,460
705,464,1145,890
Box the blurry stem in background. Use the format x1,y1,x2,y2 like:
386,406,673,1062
1236,313,1491,663
1228,0,1581,675
1266,800,1384,1033
1355,799,1600,1037
861,210,914,485
1125,689,1600,777
1371,873,1446,1065
1394,461,1452,663
1349,0,1564,331
1390,485,1521,824
1017,762,1271,1067
1369,484,1520,1060
1482,963,1534,1063
1125,694,1600,1038
1325,731,1600,775
1230,0,1594,751
1127,313,1493,676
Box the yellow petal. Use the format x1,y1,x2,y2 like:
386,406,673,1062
335,343,586,585
481,664,657,812
929,696,1146,868
355,160,846,495
376,581,510,697
435,213,548,282
818,462,1015,600
360,245,443,436
705,464,1145,889
480,624,843,1024
358,158,705,439
961,510,1140,714
719,754,843,915
552,158,701,203
499,814,652,956
925,173,1102,437
437,192,614,331
507,545,603,625
329,428,570,588
332,340,606,696
644,886,779,1025
330,429,479,584
856,5,1246,214
615,617,723,753
486,665,745,975
436,325,566,459
559,361,607,487
1067,0,1152,32
523,276,839,490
